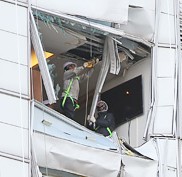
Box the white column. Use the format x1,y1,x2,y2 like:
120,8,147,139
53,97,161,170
0,1,30,177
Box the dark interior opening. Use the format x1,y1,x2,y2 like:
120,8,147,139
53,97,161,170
101,75,143,127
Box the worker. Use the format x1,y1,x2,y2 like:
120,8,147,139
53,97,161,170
60,59,99,120
89,100,115,137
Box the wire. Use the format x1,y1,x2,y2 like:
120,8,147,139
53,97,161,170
83,18,93,126
88,19,93,59
43,110,49,176
84,74,90,126
127,119,131,145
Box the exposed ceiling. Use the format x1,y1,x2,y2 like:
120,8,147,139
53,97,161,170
33,9,150,60
32,10,151,101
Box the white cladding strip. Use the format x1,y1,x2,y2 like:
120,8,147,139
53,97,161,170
150,49,176,136
30,11,56,104
108,37,121,75
31,0,129,24
88,37,110,121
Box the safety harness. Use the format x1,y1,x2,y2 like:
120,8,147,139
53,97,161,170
62,77,80,110
95,115,113,137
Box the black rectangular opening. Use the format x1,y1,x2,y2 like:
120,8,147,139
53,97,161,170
101,75,143,127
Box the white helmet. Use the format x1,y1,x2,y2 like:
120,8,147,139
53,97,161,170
63,62,77,70
96,100,108,112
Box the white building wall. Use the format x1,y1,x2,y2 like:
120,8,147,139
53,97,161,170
0,1,30,177
103,58,152,147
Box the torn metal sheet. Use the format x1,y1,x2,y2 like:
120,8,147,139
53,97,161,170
31,0,129,24
33,101,119,151
118,8,155,42
121,155,158,177
31,7,152,47
33,133,122,177
108,37,121,75
135,139,158,161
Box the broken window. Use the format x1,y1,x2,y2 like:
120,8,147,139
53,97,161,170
30,8,150,125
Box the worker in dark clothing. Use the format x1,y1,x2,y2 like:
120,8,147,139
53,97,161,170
60,59,98,120
91,100,115,137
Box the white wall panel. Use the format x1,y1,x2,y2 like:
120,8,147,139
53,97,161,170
156,78,174,106
157,139,177,168
129,0,155,10
0,123,29,158
0,156,29,177
0,30,27,65
161,0,174,15
156,47,175,77
119,8,155,41
153,106,173,134
0,59,28,96
0,93,29,128
31,0,128,24
158,13,175,44
0,1,27,36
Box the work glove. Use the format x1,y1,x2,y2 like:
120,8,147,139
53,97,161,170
89,115,96,123
87,115,96,128
83,58,99,68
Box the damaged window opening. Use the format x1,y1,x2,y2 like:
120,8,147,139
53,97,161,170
3,1,180,177
30,8,150,126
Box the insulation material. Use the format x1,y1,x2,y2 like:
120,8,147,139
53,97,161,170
33,133,122,177
31,0,129,24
